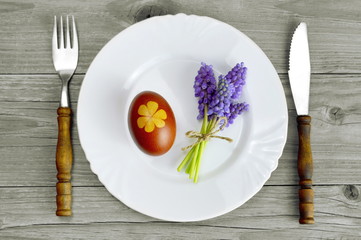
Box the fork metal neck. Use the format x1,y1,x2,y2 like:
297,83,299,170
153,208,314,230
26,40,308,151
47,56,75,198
60,82,70,107
58,70,74,107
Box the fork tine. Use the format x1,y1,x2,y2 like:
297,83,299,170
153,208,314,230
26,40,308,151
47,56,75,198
52,16,58,49
66,16,71,48
59,16,64,49
72,16,78,50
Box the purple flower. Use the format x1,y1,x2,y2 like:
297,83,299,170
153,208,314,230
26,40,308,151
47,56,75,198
208,75,234,117
194,62,217,119
225,62,247,99
226,102,249,126
194,62,249,126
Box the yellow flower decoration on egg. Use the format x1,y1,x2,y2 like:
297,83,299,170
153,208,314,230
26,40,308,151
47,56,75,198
137,101,167,133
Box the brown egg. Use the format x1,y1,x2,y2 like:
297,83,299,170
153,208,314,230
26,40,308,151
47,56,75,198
129,91,176,156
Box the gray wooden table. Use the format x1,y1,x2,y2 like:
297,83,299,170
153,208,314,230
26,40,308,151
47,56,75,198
1,0,361,239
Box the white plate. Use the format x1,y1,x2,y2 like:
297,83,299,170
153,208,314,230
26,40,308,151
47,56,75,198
78,14,288,222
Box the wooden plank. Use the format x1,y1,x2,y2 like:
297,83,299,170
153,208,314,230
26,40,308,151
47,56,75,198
0,0,360,238
0,101,71,146
1,84,360,148
0,74,82,103
1,73,361,109
0,145,101,187
0,73,361,186
0,108,360,186
1,74,361,145
0,142,361,187
0,185,361,239
1,225,359,240
0,0,361,74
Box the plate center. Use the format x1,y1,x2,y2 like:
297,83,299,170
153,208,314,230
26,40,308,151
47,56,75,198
124,58,249,180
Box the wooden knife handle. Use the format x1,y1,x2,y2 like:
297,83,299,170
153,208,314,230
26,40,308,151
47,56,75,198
297,115,314,224
56,107,73,216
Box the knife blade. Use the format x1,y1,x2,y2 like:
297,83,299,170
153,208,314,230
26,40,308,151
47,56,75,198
288,22,315,224
289,22,311,116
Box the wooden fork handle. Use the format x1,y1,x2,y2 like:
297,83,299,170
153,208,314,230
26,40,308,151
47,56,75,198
297,115,314,224
56,107,73,216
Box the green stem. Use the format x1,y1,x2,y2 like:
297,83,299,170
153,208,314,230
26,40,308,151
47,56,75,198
207,117,216,133
201,106,208,134
191,106,209,181
189,143,200,179
177,146,195,172
194,141,207,183
212,117,218,131
178,106,208,174
178,106,213,182
185,157,192,174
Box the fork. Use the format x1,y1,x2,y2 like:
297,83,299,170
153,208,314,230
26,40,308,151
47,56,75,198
52,15,78,216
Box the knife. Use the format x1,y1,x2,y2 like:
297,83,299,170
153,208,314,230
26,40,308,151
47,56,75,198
288,22,314,224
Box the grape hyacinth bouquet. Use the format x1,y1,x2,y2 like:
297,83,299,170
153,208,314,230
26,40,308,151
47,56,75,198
177,62,249,183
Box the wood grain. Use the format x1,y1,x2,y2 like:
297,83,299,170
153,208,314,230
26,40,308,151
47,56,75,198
0,75,360,187
0,186,361,239
2,73,361,111
1,0,361,238
0,0,361,74
0,142,360,187
1,74,361,147
0,145,100,187
1,223,360,240
56,107,73,216
297,116,314,224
